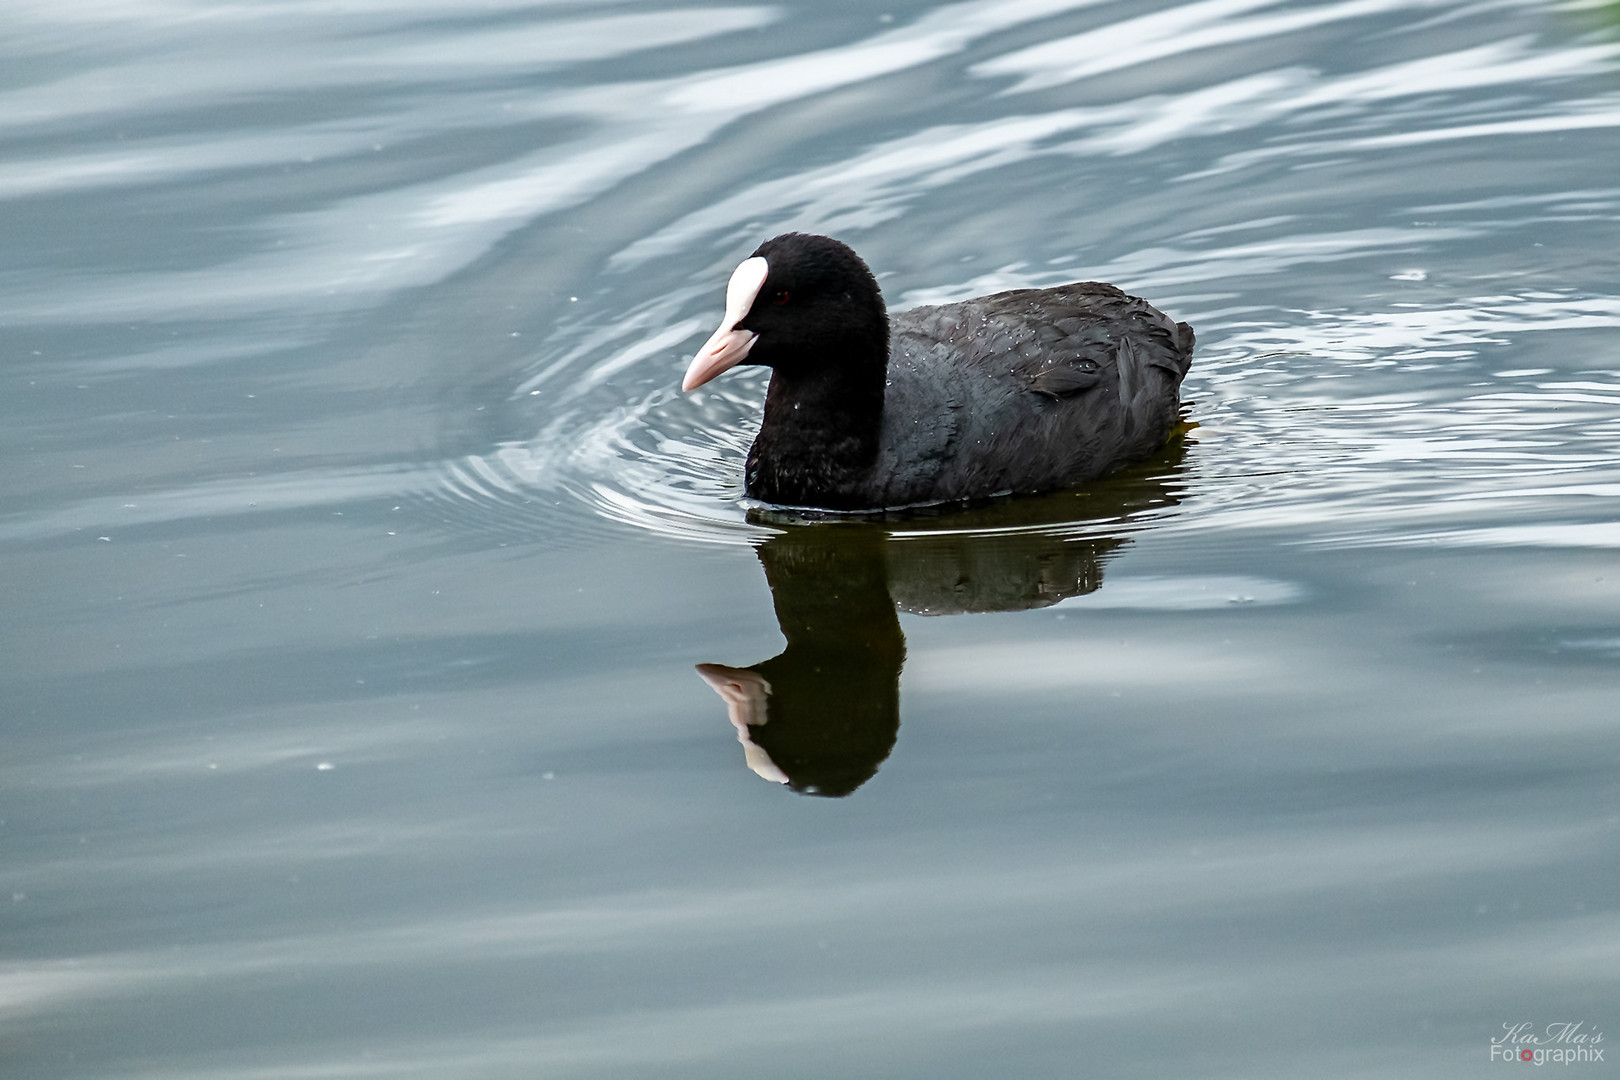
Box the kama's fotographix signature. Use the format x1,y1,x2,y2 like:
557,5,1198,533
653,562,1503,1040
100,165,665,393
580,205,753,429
1490,1022,1605,1065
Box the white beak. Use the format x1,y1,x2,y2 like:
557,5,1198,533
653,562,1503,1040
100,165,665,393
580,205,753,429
682,256,769,392
695,663,789,785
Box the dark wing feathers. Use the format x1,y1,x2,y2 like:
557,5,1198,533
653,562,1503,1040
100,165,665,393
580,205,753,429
1028,358,1102,397
921,283,1189,403
876,281,1192,506
1028,322,1111,397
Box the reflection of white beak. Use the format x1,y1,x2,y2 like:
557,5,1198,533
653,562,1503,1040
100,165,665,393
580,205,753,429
682,256,768,392
695,662,789,785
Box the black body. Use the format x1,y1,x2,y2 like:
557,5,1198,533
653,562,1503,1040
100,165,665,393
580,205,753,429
731,234,1195,511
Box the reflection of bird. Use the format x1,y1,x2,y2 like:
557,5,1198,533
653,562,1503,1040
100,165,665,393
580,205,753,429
683,233,1194,511
695,457,1188,796
702,526,903,798
883,530,1122,616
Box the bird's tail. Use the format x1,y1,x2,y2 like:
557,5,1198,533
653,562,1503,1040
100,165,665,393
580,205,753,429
1171,322,1196,379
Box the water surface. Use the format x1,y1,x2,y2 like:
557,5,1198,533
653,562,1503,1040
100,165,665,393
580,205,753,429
4,0,1619,1076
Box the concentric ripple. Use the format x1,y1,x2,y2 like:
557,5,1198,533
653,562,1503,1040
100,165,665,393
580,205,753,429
363,0,1620,554
459,375,771,546
433,259,1620,553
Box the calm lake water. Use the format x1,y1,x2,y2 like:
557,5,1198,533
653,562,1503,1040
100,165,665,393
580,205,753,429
4,0,1620,1075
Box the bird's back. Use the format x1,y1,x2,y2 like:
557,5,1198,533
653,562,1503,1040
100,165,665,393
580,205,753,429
871,283,1193,508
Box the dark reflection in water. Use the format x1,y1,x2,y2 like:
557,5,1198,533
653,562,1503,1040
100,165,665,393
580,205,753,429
698,525,903,797
698,445,1188,796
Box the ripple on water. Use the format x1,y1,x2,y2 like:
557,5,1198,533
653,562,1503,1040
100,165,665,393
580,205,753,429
45,0,1592,556
427,268,1620,554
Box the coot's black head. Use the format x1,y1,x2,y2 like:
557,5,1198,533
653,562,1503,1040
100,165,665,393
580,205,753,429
683,233,888,392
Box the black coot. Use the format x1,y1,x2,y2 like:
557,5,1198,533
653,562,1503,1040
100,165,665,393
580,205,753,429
683,233,1194,511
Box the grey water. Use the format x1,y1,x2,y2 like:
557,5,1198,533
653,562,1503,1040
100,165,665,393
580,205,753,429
4,0,1620,1075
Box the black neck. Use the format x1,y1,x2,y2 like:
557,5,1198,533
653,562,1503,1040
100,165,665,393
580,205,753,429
745,343,888,507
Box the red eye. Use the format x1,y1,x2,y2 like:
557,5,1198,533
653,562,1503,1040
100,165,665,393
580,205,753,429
772,290,791,306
